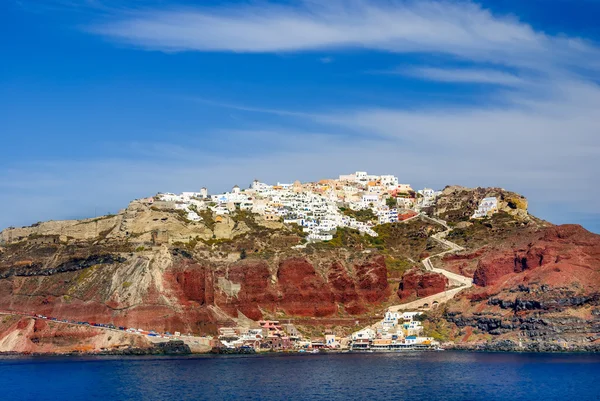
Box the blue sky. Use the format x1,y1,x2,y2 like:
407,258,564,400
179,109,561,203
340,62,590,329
1,0,599,233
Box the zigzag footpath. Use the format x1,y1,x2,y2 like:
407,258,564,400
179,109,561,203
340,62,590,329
388,214,473,312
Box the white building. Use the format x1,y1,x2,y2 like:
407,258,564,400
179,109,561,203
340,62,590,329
325,334,340,348
380,175,399,188
419,188,435,199
416,188,442,208
351,328,376,341
361,194,380,208
251,180,273,193
472,197,498,218
338,173,356,182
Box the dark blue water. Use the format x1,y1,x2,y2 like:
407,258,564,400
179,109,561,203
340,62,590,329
1,352,599,400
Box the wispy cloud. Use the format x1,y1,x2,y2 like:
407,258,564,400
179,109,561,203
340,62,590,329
390,67,524,86
88,1,599,70
3,0,600,233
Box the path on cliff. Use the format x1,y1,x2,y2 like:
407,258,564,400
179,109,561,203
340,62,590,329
386,214,472,312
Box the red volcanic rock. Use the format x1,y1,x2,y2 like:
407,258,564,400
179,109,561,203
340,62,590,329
328,262,364,314
354,255,390,303
175,269,208,304
276,258,336,317
33,318,47,332
218,261,276,320
164,262,212,306
442,258,477,278
160,256,393,326
472,225,600,289
397,268,448,300
0,250,392,338
328,262,359,303
16,318,30,330
472,252,517,287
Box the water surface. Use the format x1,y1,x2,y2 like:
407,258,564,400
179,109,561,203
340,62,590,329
1,352,599,400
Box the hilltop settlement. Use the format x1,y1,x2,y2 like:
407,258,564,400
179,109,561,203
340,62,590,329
151,171,449,241
0,171,599,355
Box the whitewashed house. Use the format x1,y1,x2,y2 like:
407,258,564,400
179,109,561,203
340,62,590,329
472,197,498,218
352,328,376,341
380,175,399,188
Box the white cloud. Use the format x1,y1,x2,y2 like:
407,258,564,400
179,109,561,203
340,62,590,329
89,0,599,71
391,67,524,85
309,75,600,216
2,0,600,233
1,89,599,232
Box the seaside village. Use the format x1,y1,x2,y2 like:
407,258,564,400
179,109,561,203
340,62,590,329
214,311,436,352
140,171,499,352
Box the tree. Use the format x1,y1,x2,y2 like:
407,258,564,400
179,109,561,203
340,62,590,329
414,313,428,322
386,197,397,208
240,248,247,260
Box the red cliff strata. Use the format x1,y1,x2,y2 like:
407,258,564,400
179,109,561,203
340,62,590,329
219,261,276,320
276,258,336,317
328,261,364,314
0,315,151,354
354,255,390,303
442,225,600,349
397,268,448,300
0,253,392,337
471,225,600,290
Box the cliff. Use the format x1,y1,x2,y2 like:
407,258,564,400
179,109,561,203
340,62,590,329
432,224,600,350
0,201,410,353
0,188,597,353
397,268,448,300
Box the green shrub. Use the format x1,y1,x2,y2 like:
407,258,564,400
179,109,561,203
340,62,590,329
340,208,377,223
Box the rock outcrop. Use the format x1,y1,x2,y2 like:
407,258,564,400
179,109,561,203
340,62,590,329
438,224,600,348
397,268,448,300
434,186,531,223
0,315,151,354
472,224,600,289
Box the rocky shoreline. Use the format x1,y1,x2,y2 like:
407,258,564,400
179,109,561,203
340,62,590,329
0,340,192,357
3,342,600,357
445,340,600,353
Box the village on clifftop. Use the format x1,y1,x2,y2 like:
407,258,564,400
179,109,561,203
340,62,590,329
147,171,497,243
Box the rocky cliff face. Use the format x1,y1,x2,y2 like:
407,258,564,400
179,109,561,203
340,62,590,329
0,213,395,339
437,224,600,349
397,268,448,300
0,189,597,352
471,224,600,290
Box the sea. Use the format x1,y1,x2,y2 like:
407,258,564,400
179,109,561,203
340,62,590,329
1,352,599,401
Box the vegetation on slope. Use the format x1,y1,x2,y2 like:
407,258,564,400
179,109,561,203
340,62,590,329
339,207,377,223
